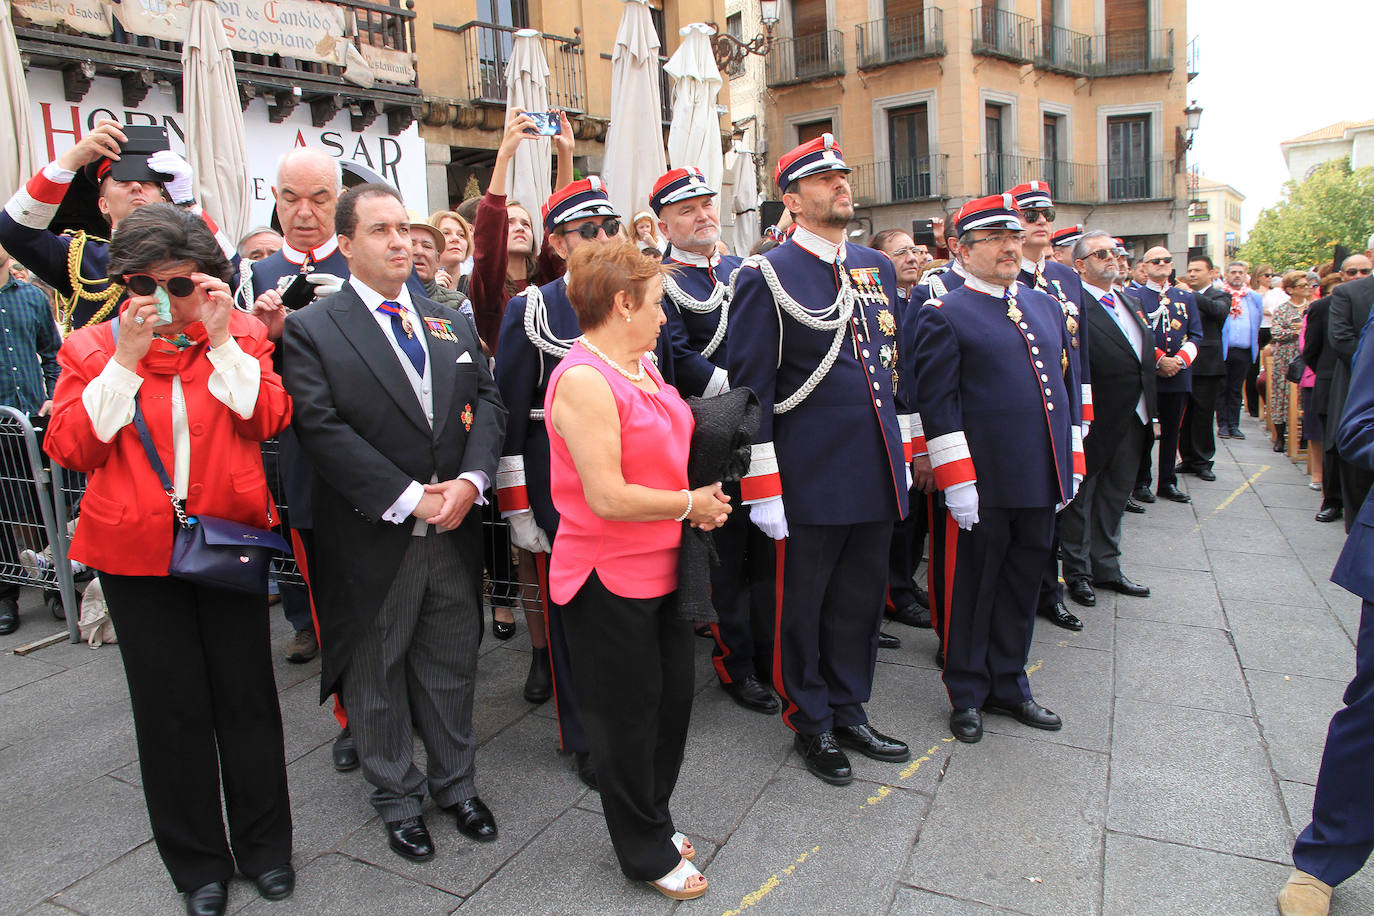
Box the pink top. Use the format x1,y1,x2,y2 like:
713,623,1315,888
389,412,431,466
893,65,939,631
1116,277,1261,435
545,341,695,604
1299,313,1316,387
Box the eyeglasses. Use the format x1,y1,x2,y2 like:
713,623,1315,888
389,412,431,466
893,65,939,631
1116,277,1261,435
1020,207,1055,224
1344,267,1373,278
559,217,621,241
965,230,1024,246
124,274,197,298
889,246,925,258
1146,257,1173,266
1083,249,1117,262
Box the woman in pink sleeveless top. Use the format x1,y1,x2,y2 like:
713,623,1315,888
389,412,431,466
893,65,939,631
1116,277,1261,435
546,241,730,901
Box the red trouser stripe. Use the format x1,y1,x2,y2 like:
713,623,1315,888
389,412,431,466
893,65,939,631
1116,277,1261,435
769,538,801,732
709,623,733,684
293,527,347,729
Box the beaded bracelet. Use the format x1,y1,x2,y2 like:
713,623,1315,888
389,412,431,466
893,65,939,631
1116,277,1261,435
674,488,693,522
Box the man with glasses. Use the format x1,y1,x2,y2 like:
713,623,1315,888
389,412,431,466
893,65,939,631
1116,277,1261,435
1328,252,1374,531
912,194,1083,744
1178,255,1232,482
1218,261,1263,440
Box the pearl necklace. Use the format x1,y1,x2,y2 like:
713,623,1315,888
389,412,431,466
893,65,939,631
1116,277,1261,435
579,335,646,382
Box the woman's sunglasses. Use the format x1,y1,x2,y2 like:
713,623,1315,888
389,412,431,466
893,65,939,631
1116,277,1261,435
125,274,197,298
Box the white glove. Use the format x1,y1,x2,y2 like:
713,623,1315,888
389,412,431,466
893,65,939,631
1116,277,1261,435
307,273,346,299
905,462,914,492
146,150,195,204
1071,472,1082,500
749,496,789,540
507,510,551,553
1082,421,1091,438
945,481,979,530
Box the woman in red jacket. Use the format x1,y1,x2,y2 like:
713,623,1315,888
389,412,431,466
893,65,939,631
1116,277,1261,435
44,204,294,916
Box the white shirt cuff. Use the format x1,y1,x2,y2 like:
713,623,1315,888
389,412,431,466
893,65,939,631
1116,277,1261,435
384,480,425,523
81,359,143,443
459,470,490,506
42,162,76,184
205,337,261,419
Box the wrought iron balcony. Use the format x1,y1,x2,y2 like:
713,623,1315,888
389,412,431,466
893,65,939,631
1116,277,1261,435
1187,35,1199,80
970,7,1034,63
1092,28,1174,77
765,30,845,87
849,154,948,206
437,21,586,114
975,154,1170,204
855,7,944,71
1035,24,1091,76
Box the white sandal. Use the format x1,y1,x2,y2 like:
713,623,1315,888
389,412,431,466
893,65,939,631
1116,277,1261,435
672,831,696,862
647,857,708,900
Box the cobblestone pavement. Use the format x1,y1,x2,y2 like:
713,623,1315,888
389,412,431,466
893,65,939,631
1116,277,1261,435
2,411,1371,915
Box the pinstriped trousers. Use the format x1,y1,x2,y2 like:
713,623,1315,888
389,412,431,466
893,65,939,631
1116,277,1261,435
339,532,483,822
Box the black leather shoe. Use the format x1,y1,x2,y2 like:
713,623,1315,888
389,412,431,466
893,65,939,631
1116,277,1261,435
913,584,931,609
575,751,599,791
451,796,498,842
1095,575,1151,598
1216,427,1232,439
723,674,780,714
834,723,910,761
491,607,516,640
949,708,982,743
1230,427,1246,439
878,630,901,649
888,601,933,628
1038,602,1084,630
1158,484,1191,503
1195,467,1216,481
984,698,1063,731
252,864,295,901
794,731,853,785
1315,505,1343,523
1066,579,1096,608
1124,498,1146,514
184,881,227,916
524,647,552,704
386,816,435,861
0,598,17,636
332,726,358,772
1131,486,1156,503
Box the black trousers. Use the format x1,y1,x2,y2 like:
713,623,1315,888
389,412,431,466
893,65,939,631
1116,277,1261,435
101,574,292,892
888,485,930,614
1246,328,1272,415
535,551,589,754
1340,461,1374,535
561,571,693,882
707,499,776,685
1180,374,1222,471
1153,391,1189,490
926,492,954,654
1219,350,1252,431
1036,524,1064,611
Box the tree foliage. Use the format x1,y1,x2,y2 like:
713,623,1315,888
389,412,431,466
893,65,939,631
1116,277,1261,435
1239,157,1374,270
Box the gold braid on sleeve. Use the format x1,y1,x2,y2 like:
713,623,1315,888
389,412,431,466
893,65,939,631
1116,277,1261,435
59,231,124,333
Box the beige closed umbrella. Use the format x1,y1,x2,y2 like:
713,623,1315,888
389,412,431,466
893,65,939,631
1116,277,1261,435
729,147,759,257
0,0,38,201
602,0,666,224
505,28,551,255
183,0,251,243
664,23,723,193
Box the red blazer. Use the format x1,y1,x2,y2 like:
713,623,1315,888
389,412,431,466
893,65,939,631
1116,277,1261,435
44,311,291,576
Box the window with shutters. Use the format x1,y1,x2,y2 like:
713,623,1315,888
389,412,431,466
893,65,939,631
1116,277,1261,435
1107,114,1152,201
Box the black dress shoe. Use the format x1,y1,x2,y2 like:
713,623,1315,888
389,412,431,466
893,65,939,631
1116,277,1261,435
491,608,516,640
834,723,910,761
332,726,358,772
524,647,552,704
184,881,227,916
451,796,498,842
794,731,853,785
913,584,931,609
887,600,932,628
1066,579,1096,608
984,698,1063,731
1216,427,1232,439
878,630,901,649
385,815,435,861
1038,602,1084,631
575,751,599,790
0,598,17,636
252,864,295,901
1095,575,1151,598
1158,484,1191,503
1315,505,1344,523
1124,498,1145,514
723,674,780,714
1195,467,1217,481
1131,486,1156,503
949,708,982,743
1230,427,1246,439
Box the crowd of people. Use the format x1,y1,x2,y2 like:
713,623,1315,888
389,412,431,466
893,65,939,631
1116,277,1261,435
0,111,1371,916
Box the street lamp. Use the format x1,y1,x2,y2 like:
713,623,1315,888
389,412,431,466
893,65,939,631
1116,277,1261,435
708,0,781,73
1184,101,1203,139
1175,100,1203,170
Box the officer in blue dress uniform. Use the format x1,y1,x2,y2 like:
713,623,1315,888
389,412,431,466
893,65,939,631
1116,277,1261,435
1277,311,1374,916
1009,182,1091,634
1050,224,1084,267
649,167,781,715
1134,246,1203,503
728,134,914,785
912,194,1084,744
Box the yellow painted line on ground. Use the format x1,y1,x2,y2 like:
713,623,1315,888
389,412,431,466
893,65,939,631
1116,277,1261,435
719,846,819,915
1025,658,1044,675
1194,464,1269,531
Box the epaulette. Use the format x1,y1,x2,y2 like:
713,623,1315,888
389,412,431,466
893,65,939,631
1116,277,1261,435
927,298,943,309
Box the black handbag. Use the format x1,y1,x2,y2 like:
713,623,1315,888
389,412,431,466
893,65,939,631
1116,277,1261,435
1285,354,1307,384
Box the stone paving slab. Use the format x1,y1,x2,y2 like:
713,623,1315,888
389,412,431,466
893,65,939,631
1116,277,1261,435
984,642,1112,752
1108,563,1225,628
1114,616,1251,716
1101,833,1290,916
1198,511,1296,558
889,886,1032,915
236,853,463,916
1245,669,1348,786
1209,548,1330,609
1226,599,1356,678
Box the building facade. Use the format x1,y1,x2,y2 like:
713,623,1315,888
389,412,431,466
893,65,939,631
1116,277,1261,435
1280,118,1374,183
1187,175,1243,269
750,0,1194,255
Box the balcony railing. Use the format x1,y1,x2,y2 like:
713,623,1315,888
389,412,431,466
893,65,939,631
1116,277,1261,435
849,154,949,205
1186,34,1199,79
440,21,586,114
1035,24,1091,76
1104,157,1170,202
970,7,1034,63
1092,28,1174,77
855,8,945,70
765,31,845,87
975,155,1171,204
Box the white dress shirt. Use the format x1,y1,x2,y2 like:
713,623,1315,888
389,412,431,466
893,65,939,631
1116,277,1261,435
1084,281,1149,424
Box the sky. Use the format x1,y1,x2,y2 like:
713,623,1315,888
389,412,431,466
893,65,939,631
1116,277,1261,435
1186,0,1370,236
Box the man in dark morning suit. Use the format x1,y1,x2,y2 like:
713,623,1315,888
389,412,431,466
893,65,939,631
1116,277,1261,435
1009,182,1090,634
283,184,506,864
652,167,781,715
729,134,914,785
1059,231,1155,610
1277,307,1374,916
912,194,1083,744
1177,254,1231,481
1327,256,1374,533
1135,246,1203,503
1303,284,1344,522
